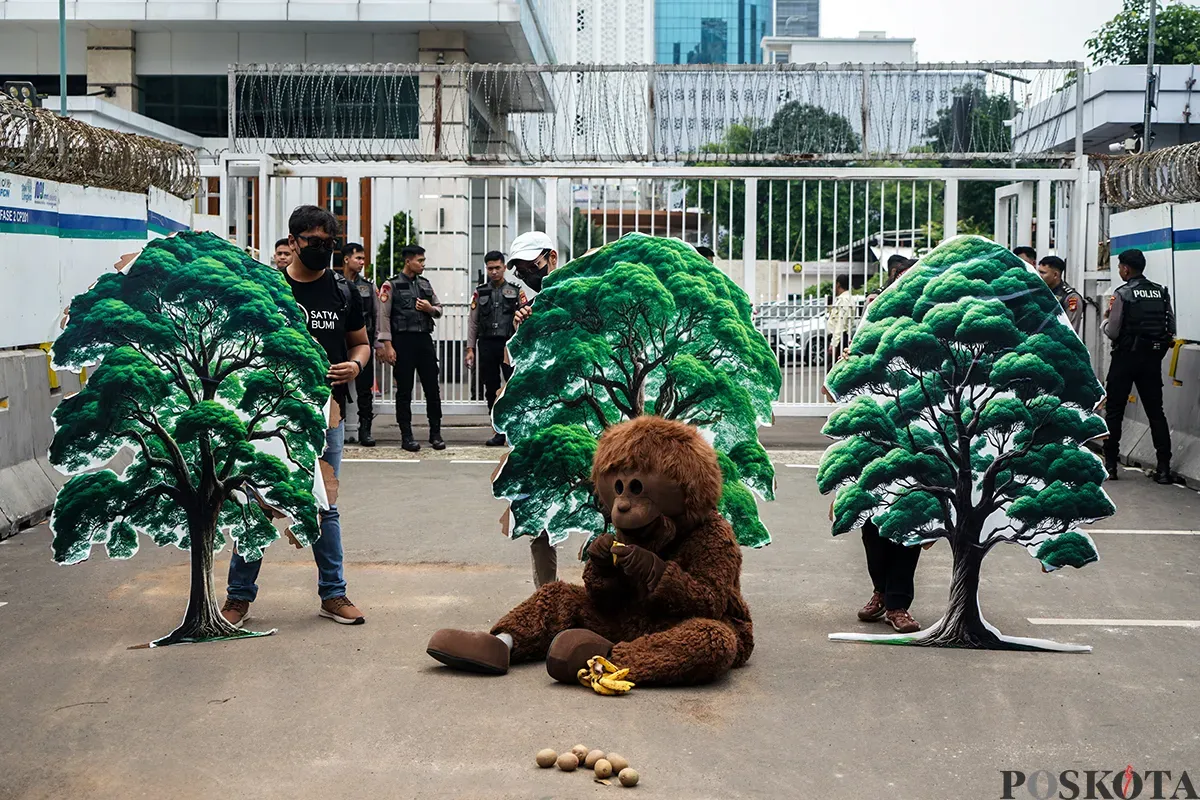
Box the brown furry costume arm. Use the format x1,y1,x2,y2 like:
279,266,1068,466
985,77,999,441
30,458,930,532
646,513,741,619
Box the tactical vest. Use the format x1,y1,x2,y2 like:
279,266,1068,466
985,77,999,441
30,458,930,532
1114,275,1170,354
351,275,377,337
388,273,436,334
475,281,521,340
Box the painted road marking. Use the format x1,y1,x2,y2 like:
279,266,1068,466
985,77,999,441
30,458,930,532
0,602,7,608
1084,529,1200,535
342,458,420,463
1029,618,1200,628
450,459,499,464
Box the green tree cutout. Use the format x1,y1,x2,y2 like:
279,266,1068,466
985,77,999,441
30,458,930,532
492,234,782,550
817,236,1115,652
49,232,331,647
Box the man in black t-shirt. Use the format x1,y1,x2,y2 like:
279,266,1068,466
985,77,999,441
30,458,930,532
223,205,372,627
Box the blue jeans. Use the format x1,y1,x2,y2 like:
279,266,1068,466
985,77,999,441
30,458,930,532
227,423,347,602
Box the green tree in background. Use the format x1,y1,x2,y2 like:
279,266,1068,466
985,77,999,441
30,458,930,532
570,206,606,261
373,211,420,279
493,234,781,549
921,84,1025,238
685,103,943,267
817,236,1115,651
49,232,330,647
1088,0,1200,66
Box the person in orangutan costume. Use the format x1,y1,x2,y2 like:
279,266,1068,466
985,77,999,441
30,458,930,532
426,416,753,693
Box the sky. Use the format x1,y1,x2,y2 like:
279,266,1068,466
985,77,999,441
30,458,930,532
821,0,1127,63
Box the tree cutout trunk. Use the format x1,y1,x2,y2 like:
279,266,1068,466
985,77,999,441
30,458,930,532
150,513,264,647
915,546,1006,649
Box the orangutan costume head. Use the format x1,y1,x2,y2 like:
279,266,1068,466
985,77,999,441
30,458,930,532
591,416,723,550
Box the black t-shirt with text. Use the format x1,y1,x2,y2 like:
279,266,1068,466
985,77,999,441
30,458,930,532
285,268,365,415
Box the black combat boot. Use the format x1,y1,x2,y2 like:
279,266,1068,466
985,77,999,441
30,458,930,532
1153,460,1173,485
1104,458,1119,481
359,416,376,448
485,432,507,447
401,424,421,452
429,422,446,451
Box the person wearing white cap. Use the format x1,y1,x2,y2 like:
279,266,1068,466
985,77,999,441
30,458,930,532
506,231,559,332
503,231,560,586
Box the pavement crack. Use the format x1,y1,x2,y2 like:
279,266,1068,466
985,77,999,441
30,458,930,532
54,701,109,712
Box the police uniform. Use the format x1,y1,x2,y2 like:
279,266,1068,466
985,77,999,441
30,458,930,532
1103,273,1177,479
375,271,443,447
468,279,526,412
348,273,379,444
1052,282,1084,334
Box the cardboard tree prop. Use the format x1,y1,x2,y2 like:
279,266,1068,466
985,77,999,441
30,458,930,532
492,233,782,550
49,232,331,647
818,236,1115,652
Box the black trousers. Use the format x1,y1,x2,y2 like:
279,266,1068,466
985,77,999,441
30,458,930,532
393,332,442,427
1105,350,1171,466
353,346,375,426
862,522,921,611
478,337,514,411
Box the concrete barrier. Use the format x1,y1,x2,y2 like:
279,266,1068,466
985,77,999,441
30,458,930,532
0,350,61,537
1116,343,1200,486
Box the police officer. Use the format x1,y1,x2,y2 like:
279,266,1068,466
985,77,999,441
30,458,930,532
376,245,445,452
1036,255,1084,334
467,250,527,446
340,242,378,447
1103,249,1176,484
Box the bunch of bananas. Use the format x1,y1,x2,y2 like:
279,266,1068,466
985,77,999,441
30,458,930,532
577,655,635,696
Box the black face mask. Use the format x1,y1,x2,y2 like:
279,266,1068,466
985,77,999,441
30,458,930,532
297,245,334,272
514,262,549,292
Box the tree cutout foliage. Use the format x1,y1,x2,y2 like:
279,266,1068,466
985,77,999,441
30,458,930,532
492,234,782,550
817,236,1115,652
49,232,331,647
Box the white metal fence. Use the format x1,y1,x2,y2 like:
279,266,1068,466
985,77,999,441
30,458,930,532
208,161,1092,416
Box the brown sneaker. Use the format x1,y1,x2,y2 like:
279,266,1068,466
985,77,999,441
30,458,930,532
857,591,886,622
221,598,250,629
319,596,365,625
885,609,921,633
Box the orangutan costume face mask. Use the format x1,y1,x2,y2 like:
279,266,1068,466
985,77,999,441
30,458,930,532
595,468,685,548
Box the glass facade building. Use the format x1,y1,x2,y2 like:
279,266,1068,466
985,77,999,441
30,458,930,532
775,0,819,37
656,0,773,65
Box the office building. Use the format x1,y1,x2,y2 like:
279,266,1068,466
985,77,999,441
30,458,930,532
657,0,773,65
775,0,819,37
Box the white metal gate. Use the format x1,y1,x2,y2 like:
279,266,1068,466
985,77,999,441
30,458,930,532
209,161,1092,417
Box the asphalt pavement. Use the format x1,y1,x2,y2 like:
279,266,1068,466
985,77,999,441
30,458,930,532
1,453,1198,799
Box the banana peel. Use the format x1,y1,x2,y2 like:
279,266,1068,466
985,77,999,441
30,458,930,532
576,655,635,696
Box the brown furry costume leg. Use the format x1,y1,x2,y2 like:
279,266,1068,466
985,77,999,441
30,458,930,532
612,618,741,686
490,581,623,662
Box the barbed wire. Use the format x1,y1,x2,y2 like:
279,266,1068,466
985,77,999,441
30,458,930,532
0,95,199,199
1096,142,1200,209
232,62,1080,164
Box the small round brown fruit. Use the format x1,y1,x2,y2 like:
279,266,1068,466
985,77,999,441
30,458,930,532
557,753,579,772
606,753,630,773
594,759,613,779
536,749,558,768
571,744,590,762
585,749,605,769
619,768,639,787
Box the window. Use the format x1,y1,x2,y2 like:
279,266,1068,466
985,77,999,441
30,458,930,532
142,76,228,137
145,74,421,139
773,51,789,64
318,178,349,239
